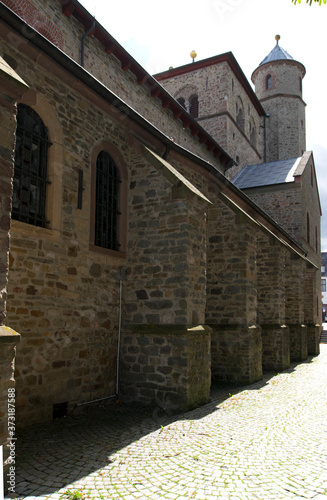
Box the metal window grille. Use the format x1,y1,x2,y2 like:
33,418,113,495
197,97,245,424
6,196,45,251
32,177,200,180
95,151,121,251
189,95,199,119
12,104,49,227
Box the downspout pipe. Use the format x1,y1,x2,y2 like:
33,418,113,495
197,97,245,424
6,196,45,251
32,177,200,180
264,113,270,163
81,17,96,67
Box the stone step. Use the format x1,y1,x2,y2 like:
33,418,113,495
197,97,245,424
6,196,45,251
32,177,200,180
320,331,327,344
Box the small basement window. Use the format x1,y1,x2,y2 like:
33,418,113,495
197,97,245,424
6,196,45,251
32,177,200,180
53,402,68,419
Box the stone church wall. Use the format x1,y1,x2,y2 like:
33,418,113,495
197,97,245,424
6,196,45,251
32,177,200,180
155,59,263,174
0,1,321,429
0,17,217,426
243,185,302,242
1,0,223,169
3,47,127,424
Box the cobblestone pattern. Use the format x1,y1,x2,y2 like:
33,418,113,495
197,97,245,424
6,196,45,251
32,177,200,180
6,343,327,499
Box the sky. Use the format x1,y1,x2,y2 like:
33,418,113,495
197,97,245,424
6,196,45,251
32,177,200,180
79,0,327,252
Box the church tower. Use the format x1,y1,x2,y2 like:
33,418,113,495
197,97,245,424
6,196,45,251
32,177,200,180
251,35,306,163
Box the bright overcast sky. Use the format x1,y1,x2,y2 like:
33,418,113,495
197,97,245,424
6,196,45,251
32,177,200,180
79,0,327,251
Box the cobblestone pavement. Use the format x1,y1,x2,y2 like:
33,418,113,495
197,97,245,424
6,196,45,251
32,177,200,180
6,343,327,500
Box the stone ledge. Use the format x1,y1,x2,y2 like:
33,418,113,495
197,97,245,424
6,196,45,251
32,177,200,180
0,326,21,343
127,324,212,336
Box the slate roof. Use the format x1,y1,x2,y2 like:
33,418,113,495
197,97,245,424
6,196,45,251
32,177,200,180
232,157,302,189
259,41,294,66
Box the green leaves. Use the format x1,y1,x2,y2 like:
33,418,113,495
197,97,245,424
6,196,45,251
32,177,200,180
292,0,326,4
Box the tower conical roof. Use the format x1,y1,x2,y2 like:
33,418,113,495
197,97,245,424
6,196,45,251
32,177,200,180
258,35,294,66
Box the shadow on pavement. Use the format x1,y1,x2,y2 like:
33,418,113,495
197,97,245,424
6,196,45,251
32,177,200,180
11,351,322,499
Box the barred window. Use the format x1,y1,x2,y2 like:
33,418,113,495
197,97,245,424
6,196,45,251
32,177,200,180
12,104,50,227
95,151,121,251
189,95,199,119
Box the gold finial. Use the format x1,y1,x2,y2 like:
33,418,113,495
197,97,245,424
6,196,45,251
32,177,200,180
275,34,280,44
190,50,197,63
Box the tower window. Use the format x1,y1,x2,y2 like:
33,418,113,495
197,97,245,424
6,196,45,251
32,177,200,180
95,151,121,251
12,104,50,227
266,74,272,90
249,120,257,149
177,97,186,110
299,77,302,92
306,212,310,244
236,103,244,132
189,95,199,119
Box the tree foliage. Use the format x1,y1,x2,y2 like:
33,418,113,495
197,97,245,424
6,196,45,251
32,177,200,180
292,0,326,4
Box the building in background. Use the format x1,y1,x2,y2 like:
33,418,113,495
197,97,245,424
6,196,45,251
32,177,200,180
322,253,327,322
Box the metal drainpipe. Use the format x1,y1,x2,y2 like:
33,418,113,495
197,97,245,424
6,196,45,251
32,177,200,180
80,18,96,67
116,267,126,397
264,113,270,163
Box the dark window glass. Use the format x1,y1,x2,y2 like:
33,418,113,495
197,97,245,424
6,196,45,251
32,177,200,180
236,106,244,132
95,151,121,251
12,104,49,227
177,97,186,109
266,74,272,90
307,212,310,244
189,95,199,118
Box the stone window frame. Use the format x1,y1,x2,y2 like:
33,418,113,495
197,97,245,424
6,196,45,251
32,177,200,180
264,72,275,92
174,85,199,117
306,212,310,244
249,117,257,149
89,140,127,259
177,97,186,110
266,74,272,90
12,104,49,227
189,94,199,119
322,279,326,293
235,97,245,133
11,90,63,242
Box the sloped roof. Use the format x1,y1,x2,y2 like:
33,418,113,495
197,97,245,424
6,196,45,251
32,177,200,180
232,157,302,189
259,41,294,67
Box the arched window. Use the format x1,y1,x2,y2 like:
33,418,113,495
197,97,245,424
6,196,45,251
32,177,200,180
236,101,244,132
94,151,121,251
177,97,186,110
249,119,257,148
12,104,50,227
266,74,272,90
189,94,199,118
